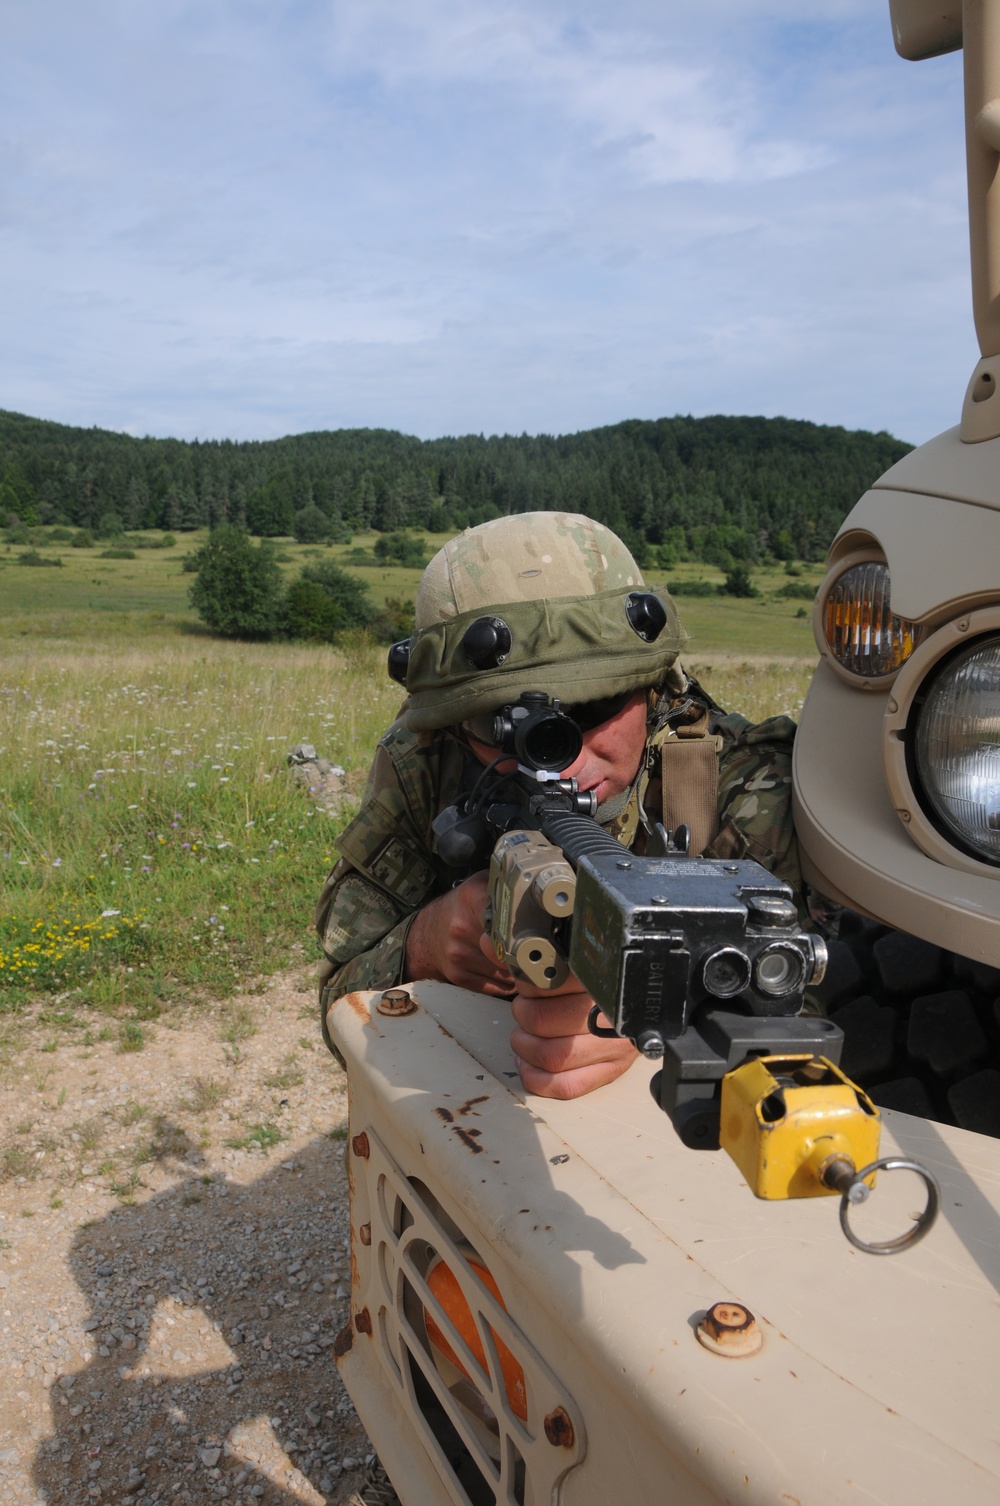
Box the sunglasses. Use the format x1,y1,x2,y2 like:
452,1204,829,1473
562,690,635,731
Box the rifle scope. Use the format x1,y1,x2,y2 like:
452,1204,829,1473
470,691,583,774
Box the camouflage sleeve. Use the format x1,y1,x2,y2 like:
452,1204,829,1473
315,724,449,1025
704,712,804,904
316,861,415,999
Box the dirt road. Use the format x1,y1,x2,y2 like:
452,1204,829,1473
0,972,371,1506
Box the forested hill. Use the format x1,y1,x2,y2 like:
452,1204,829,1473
0,408,909,561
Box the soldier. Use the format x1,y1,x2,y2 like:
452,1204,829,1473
316,512,801,1099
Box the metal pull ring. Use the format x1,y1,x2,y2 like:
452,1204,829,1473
838,1157,940,1256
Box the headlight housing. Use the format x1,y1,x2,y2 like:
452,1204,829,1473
816,553,921,686
912,636,1000,864
884,611,1000,873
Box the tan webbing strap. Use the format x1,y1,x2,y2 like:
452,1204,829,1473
659,706,722,856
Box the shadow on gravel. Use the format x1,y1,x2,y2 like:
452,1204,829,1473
32,1132,366,1506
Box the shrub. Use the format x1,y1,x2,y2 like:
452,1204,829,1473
188,525,285,639
283,579,344,641
775,581,816,600
100,547,137,560
129,532,177,550
284,560,377,641
70,530,95,548
721,565,758,598
372,596,415,643
667,578,717,596
373,531,429,568
16,550,63,567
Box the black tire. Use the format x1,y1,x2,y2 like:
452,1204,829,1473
812,911,1000,1137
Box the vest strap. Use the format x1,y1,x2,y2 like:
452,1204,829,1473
659,705,723,856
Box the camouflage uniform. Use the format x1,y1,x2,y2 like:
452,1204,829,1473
315,511,802,1016
316,701,801,1012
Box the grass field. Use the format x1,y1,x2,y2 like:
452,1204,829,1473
1,527,822,1026
1,527,824,653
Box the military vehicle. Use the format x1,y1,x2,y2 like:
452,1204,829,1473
327,5,1000,1502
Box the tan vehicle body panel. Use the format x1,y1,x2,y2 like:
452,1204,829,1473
794,0,1000,957
793,438,1000,961
330,984,1000,1506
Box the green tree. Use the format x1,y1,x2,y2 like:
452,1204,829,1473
96,510,124,539
426,500,453,534
283,560,377,641
189,525,284,638
246,483,294,537
772,527,796,561
293,504,331,543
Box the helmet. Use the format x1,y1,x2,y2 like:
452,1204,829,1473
397,511,687,732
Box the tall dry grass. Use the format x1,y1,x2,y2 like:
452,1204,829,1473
684,655,816,723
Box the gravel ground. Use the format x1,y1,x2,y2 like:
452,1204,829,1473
0,971,372,1506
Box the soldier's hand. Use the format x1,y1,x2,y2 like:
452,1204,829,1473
404,872,516,996
509,976,639,1099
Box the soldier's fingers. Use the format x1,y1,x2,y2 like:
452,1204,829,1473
514,971,583,1000
472,927,512,975
446,968,516,996
511,1043,638,1100
436,933,511,990
510,1019,635,1071
510,990,606,1039
457,870,491,916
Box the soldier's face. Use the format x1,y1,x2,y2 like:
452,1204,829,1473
468,690,649,807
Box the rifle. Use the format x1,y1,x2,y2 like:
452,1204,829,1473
432,690,837,1150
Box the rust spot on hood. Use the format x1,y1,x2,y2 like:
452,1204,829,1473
457,1095,490,1115
435,1107,455,1123
341,991,373,1021
455,1127,484,1154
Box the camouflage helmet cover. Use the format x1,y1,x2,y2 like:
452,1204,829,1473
402,511,687,731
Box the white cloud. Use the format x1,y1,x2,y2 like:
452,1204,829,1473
0,0,973,444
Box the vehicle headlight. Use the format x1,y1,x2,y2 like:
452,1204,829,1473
911,635,1000,865
819,558,921,683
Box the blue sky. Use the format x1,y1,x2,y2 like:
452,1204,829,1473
0,0,970,446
